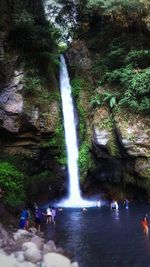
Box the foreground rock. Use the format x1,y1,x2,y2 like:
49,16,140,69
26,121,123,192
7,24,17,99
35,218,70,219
0,225,79,267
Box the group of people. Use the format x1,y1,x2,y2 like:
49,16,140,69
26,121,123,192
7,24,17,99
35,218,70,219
96,198,129,210
19,205,57,232
19,199,149,237
109,199,149,236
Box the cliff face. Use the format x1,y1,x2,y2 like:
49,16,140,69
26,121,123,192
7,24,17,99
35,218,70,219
0,0,65,203
0,0,150,203
67,39,150,200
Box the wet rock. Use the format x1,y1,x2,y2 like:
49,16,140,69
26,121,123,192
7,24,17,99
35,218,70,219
24,246,41,263
135,158,150,178
93,127,110,146
29,227,38,235
22,242,37,252
14,250,25,262
42,240,56,254
92,106,120,157
31,236,44,250
115,110,150,157
71,262,79,267
55,247,65,255
13,229,32,241
0,225,79,267
0,253,17,267
43,252,72,267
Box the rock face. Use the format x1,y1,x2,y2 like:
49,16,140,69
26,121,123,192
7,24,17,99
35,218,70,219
114,110,150,158
66,40,92,80
0,0,63,203
0,68,59,138
91,104,150,197
67,40,150,199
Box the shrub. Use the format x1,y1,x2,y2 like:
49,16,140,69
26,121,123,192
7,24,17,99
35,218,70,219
24,76,42,95
71,78,84,97
90,93,102,108
78,142,91,182
0,162,25,206
125,50,150,68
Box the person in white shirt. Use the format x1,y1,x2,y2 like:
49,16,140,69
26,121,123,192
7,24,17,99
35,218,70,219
96,199,101,208
46,206,52,224
110,200,119,210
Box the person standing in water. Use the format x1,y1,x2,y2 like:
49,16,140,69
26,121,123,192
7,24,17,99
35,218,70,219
96,199,101,208
35,207,43,232
51,207,56,224
46,206,52,224
110,200,119,210
141,215,149,235
123,199,129,209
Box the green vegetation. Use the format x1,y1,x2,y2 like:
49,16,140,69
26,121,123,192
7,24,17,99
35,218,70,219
7,4,60,92
85,0,150,27
0,162,25,206
71,78,85,97
78,141,92,183
90,92,116,109
92,41,150,113
81,0,150,115
43,121,67,166
71,78,88,139
24,74,43,96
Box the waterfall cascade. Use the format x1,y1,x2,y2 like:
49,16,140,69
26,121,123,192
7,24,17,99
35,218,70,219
59,55,95,207
43,1,96,207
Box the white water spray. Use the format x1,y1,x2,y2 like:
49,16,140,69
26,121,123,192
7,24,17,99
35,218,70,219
59,55,95,208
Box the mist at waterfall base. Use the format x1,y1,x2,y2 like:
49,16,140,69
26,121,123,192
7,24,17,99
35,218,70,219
58,55,96,208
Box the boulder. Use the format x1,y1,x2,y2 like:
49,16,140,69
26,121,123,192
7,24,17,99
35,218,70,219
71,262,79,267
92,106,120,157
43,252,72,267
0,253,17,267
14,251,25,263
114,110,150,157
31,236,44,250
42,240,56,254
24,247,41,264
22,242,37,252
13,229,32,241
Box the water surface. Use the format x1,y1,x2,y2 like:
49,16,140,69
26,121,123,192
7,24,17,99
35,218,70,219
45,203,150,267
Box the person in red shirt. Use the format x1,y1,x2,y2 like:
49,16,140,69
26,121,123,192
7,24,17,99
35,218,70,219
141,216,149,235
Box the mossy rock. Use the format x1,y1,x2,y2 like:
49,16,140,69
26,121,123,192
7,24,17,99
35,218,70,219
114,108,150,157
93,106,120,156
135,158,150,178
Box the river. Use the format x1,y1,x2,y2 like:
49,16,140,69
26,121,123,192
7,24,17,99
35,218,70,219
44,203,150,267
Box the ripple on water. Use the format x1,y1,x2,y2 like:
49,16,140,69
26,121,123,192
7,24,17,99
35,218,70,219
44,203,150,267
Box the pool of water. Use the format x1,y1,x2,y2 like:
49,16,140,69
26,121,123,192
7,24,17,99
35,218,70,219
44,203,150,267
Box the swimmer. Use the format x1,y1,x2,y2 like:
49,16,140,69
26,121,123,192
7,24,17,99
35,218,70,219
96,200,101,208
82,208,87,211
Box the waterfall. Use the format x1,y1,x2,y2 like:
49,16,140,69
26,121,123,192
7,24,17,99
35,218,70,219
59,55,95,208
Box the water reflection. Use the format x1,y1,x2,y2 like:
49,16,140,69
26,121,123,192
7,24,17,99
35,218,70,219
111,209,120,222
45,204,150,267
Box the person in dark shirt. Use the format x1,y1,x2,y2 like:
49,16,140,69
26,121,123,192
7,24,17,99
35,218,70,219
35,207,43,232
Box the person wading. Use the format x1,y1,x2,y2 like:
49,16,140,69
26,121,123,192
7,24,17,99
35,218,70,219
46,206,52,224
141,216,149,235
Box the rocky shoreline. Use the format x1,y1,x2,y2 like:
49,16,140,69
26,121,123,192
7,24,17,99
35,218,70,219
0,224,78,267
